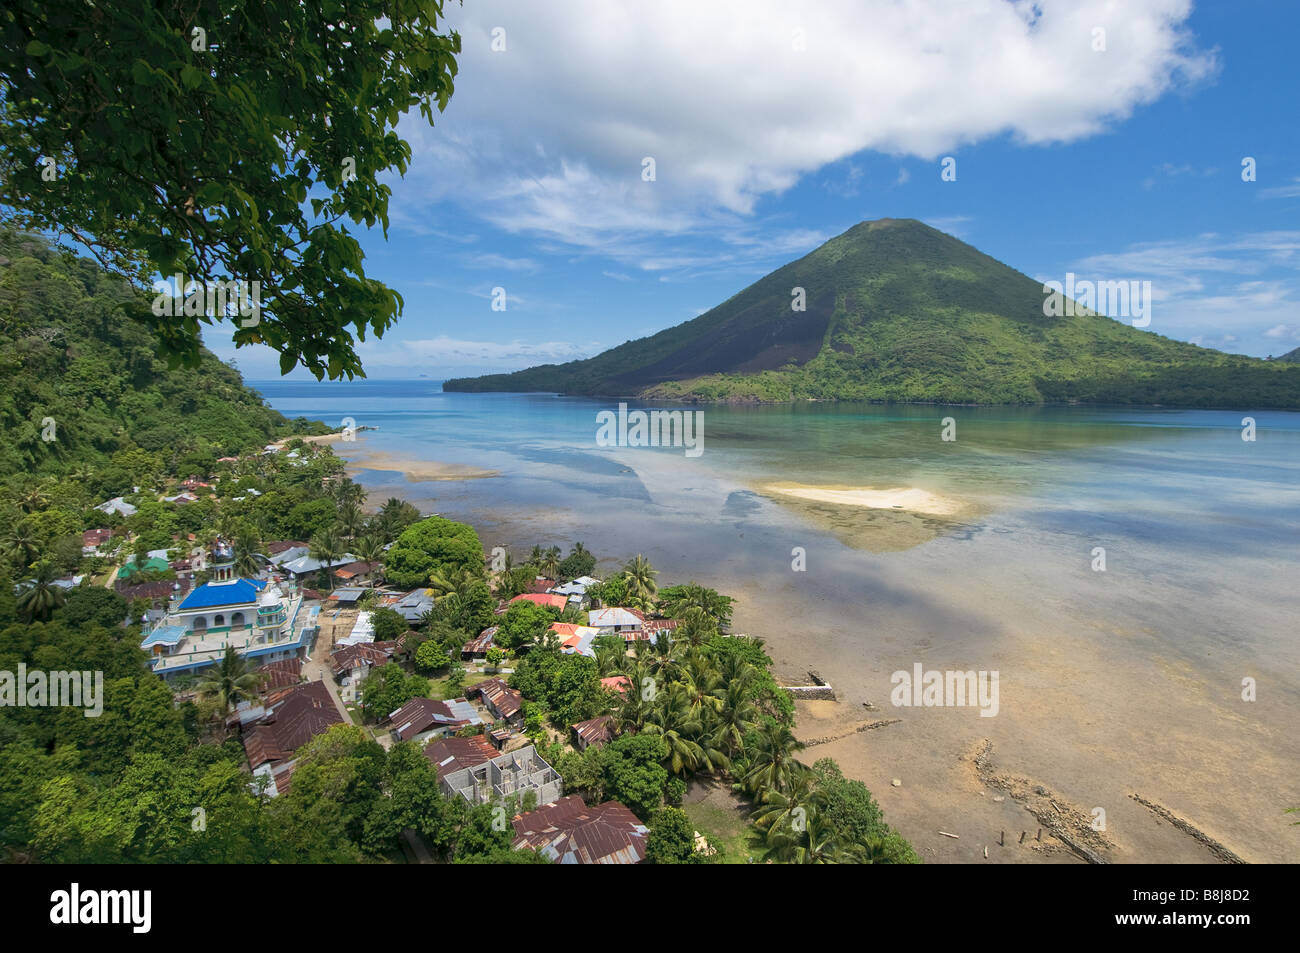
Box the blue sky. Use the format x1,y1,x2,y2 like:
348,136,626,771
208,0,1300,380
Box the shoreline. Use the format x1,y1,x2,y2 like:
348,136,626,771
337,456,1298,866
309,433,500,482
757,481,967,517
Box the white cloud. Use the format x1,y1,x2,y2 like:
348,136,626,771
352,336,597,372
1054,231,1300,353
391,0,1214,255
461,252,540,273
1260,177,1300,199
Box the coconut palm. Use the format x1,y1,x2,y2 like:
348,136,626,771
752,766,820,852
764,806,841,864
657,582,734,627
17,562,66,621
742,721,805,797
2,523,41,571
427,567,477,601
645,685,707,776
309,526,343,592
593,637,627,677
710,668,760,757
196,646,263,715
539,546,561,580
613,661,658,733
353,534,386,585
676,606,718,646
233,526,262,577
622,554,658,609
16,485,51,514
634,630,682,683
337,500,365,539
332,478,366,508
677,653,725,722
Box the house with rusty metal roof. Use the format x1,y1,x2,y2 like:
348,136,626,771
424,735,499,780
255,657,304,692
242,680,344,796
511,796,648,864
466,677,524,726
388,696,482,744
329,640,399,701
461,626,497,660
571,715,615,750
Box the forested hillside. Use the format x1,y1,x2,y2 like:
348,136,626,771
0,230,323,493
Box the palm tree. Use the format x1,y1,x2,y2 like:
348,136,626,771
353,534,386,586
196,646,263,715
593,637,626,677
613,661,658,733
332,478,366,508
742,721,805,798
752,766,820,856
309,526,343,592
17,562,66,621
657,582,734,627
337,500,365,539
2,523,41,571
428,567,477,601
377,497,418,540
233,526,262,578
710,668,760,757
16,485,51,514
539,546,561,580
646,685,707,777
634,630,681,683
677,653,725,723
623,554,658,610
764,805,841,864
676,606,718,647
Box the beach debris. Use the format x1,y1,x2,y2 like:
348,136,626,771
939,831,960,839
862,700,879,712
984,846,989,859
802,718,900,748
1129,794,1246,864
972,739,1114,864
891,778,901,787
993,795,1005,802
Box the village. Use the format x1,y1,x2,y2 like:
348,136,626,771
10,434,912,866
61,440,710,863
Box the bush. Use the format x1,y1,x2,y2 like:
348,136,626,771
370,607,408,642
645,806,695,864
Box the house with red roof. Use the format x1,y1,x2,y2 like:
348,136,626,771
510,592,568,612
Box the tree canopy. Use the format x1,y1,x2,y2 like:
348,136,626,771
1,0,461,379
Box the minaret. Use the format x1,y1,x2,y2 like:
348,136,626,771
211,539,236,584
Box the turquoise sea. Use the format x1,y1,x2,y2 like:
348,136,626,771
252,378,1300,861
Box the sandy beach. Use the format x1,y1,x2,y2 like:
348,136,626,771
758,481,966,517
304,434,499,482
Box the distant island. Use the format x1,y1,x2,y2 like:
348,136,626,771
445,219,1300,409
